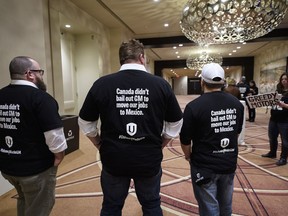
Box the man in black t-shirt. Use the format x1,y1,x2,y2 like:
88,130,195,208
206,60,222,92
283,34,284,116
180,63,244,216
236,76,250,100
0,56,67,216
78,39,183,215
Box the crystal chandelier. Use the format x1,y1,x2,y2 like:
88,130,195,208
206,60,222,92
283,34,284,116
186,52,223,70
180,0,288,45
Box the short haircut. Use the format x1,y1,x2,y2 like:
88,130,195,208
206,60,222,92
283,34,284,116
119,39,144,65
203,79,224,89
9,56,33,78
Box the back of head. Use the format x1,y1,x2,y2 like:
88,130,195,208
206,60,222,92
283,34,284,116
119,39,144,65
201,63,225,89
9,56,33,79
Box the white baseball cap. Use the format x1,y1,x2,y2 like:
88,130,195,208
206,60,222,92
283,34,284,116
201,63,225,84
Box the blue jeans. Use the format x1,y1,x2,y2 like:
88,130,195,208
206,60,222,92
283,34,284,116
268,120,288,158
1,166,58,216
191,167,235,216
100,168,163,216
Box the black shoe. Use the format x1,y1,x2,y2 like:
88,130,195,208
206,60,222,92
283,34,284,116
262,153,276,158
276,158,287,166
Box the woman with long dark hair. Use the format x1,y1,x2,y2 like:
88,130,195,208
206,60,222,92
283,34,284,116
262,73,288,166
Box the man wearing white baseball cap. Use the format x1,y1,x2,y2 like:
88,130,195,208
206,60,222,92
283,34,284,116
180,63,244,216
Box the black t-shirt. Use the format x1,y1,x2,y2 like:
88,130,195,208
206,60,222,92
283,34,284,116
0,84,63,176
237,82,250,100
270,91,288,122
180,91,244,174
79,69,183,177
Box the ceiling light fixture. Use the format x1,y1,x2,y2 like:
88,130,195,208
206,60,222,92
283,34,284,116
186,52,223,70
180,0,288,45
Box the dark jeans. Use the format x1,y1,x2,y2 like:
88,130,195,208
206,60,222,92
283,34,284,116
100,168,163,216
248,108,256,121
191,170,235,216
268,119,288,158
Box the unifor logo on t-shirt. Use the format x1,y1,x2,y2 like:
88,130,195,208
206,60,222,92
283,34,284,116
220,138,230,148
5,136,13,148
126,123,137,136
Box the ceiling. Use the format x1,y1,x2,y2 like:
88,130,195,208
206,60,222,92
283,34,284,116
62,0,288,78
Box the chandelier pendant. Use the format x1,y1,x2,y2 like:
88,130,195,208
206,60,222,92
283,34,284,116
186,52,223,70
180,0,288,45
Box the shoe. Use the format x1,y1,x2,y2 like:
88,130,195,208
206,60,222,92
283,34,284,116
276,158,287,166
262,153,276,158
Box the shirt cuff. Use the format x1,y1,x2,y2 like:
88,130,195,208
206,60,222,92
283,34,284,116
44,127,67,153
162,118,183,139
78,117,98,137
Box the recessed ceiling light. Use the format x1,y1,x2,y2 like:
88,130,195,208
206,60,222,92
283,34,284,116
164,23,169,27
232,50,236,52
179,44,183,47
173,46,177,49
229,53,232,55
237,46,241,49
177,56,180,58
65,24,71,28
175,51,179,54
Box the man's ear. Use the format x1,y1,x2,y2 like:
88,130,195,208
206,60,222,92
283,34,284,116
139,54,145,65
25,71,35,81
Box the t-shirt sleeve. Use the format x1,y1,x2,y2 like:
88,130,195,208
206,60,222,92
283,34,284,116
164,88,183,122
35,93,63,132
79,90,100,121
180,105,194,145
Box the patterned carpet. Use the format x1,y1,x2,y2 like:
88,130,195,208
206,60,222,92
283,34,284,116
1,95,288,216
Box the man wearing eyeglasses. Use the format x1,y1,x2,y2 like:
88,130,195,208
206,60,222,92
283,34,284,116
0,56,67,216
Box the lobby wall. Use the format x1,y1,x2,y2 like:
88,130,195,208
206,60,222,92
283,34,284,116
254,40,288,88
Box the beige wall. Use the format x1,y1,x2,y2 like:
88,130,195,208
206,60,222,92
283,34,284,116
254,40,288,87
0,0,52,90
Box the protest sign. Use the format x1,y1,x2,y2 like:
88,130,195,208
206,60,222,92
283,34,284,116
246,92,281,109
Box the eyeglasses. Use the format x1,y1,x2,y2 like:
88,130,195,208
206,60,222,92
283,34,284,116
29,69,44,76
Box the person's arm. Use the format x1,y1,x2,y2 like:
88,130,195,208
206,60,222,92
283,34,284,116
78,117,101,150
162,137,172,149
44,127,67,166
54,151,65,167
181,144,191,162
277,100,288,109
162,119,183,149
87,134,102,150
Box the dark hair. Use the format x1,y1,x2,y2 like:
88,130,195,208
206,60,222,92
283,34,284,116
249,80,257,87
119,39,144,65
9,56,33,78
276,73,288,94
203,80,224,89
